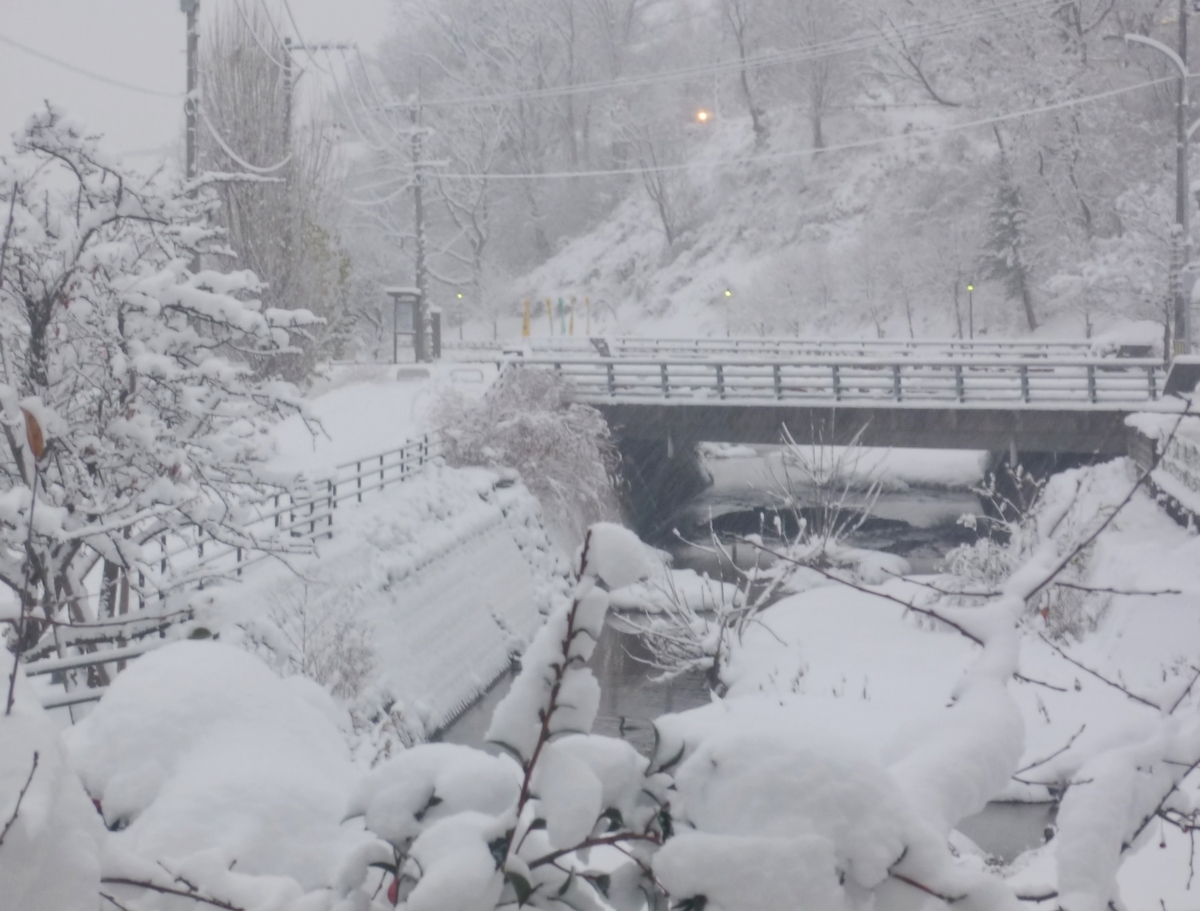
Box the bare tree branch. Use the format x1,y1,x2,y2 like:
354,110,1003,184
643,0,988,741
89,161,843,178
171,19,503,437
0,750,38,848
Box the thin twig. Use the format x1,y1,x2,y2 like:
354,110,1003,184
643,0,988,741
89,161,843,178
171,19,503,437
0,751,38,847
1022,405,1192,607
528,832,660,869
733,535,1066,691
1053,581,1182,597
1015,890,1059,903
99,879,245,911
1037,633,1161,710
1125,752,1200,852
6,458,41,716
731,536,984,644
882,569,998,598
889,872,964,903
1169,666,1200,715
1014,725,1086,775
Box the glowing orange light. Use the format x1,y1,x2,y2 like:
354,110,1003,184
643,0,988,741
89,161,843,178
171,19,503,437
696,109,711,123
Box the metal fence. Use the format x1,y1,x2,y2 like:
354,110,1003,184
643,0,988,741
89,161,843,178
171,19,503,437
25,432,442,711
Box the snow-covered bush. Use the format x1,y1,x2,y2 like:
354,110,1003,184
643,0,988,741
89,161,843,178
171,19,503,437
264,583,378,702
437,367,620,543
628,428,900,683
0,106,318,700
946,464,1114,637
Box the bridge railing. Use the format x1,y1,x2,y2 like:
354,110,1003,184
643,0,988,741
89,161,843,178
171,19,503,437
448,336,1124,360
519,355,1166,405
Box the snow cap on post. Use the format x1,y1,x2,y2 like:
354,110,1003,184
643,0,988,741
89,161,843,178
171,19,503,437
580,523,650,589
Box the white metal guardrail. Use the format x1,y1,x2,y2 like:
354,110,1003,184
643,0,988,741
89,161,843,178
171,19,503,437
447,336,1125,361
517,355,1167,406
25,432,442,711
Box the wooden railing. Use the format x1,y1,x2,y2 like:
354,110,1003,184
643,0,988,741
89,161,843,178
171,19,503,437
25,432,442,710
519,355,1166,407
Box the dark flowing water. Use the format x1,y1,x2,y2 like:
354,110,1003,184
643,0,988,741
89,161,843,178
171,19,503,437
441,447,1052,862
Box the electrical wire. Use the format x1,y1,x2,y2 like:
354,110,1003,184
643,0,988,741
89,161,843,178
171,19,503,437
410,0,1055,110
424,73,1180,182
0,31,182,99
231,0,289,70
199,106,292,174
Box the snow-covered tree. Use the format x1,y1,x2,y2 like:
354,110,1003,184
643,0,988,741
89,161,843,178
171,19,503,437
200,5,352,379
0,107,316,704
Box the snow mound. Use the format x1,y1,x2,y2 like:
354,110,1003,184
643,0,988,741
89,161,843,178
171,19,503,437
0,669,103,911
63,641,371,890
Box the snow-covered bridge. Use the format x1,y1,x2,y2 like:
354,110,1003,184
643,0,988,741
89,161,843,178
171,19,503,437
517,349,1182,455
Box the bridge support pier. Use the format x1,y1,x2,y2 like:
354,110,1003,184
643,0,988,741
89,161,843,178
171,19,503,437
616,434,712,541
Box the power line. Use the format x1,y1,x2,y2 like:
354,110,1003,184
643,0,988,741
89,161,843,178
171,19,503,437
231,0,289,70
0,31,182,99
425,74,1179,182
198,105,291,174
394,0,1055,110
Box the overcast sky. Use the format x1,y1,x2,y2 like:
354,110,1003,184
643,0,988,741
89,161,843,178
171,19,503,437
0,0,392,162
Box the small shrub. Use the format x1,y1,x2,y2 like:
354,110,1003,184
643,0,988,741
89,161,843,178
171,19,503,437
437,368,621,541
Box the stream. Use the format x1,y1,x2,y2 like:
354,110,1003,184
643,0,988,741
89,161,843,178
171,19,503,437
440,446,1055,863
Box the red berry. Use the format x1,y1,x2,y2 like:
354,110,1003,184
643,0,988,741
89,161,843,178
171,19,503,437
387,877,399,905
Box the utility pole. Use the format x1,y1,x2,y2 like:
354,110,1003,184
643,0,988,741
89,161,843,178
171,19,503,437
1125,8,1195,354
280,40,354,150
1177,0,1191,355
181,0,200,274
283,37,293,156
411,79,429,362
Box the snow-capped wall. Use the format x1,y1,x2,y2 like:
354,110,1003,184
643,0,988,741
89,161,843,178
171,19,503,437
212,464,571,743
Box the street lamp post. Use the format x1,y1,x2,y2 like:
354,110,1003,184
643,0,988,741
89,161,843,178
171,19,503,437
967,283,975,339
1126,12,1196,354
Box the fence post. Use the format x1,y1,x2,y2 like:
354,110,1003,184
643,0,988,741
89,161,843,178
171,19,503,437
380,454,385,485
1149,365,1158,400
1087,364,1097,403
236,547,243,578
955,364,965,402
773,364,783,400
716,364,725,399
274,494,280,528
892,364,902,402
606,362,616,395
660,363,670,398
1020,364,1030,403
357,462,362,503
832,364,841,401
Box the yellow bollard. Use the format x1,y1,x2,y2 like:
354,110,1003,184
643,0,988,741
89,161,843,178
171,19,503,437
522,299,531,338
546,298,553,335
569,297,576,335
